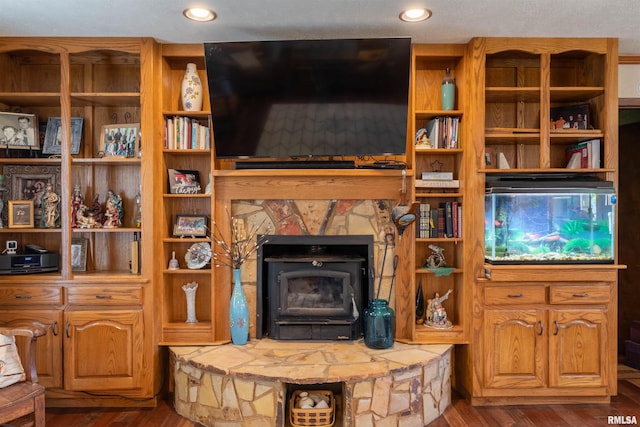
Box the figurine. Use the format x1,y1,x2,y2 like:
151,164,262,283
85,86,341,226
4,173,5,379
168,251,179,270
103,190,123,228
40,182,60,228
426,244,446,268
71,184,84,228
424,289,453,329
89,195,105,226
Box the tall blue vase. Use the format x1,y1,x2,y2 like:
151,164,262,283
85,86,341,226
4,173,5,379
230,268,249,345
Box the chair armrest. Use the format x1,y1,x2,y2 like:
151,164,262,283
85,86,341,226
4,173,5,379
0,325,46,383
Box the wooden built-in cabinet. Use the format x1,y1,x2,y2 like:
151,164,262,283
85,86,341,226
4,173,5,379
0,38,157,407
0,36,620,408
457,37,621,405
477,267,616,404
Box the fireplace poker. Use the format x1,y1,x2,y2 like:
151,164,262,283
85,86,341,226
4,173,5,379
387,254,399,302
376,232,395,300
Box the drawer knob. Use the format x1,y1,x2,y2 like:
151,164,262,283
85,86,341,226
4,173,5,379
15,295,32,299
572,293,589,298
507,293,524,298
95,295,113,299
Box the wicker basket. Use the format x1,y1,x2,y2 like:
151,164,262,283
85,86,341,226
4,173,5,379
289,390,335,427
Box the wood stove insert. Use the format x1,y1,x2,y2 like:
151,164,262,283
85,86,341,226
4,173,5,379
257,235,375,340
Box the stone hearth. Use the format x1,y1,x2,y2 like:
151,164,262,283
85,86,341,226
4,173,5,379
172,340,452,427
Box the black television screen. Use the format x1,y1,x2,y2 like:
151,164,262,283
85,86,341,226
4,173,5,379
204,38,411,159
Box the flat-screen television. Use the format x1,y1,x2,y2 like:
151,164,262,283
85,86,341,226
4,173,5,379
204,38,411,160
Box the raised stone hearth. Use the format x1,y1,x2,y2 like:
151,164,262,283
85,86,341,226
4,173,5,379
172,340,452,427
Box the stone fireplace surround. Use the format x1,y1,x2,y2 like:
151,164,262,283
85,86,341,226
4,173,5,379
171,199,452,426
173,340,452,427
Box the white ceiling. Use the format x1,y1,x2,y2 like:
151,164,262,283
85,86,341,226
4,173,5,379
2,0,640,55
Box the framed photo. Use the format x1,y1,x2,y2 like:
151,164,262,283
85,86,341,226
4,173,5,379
8,200,34,228
100,123,140,158
168,169,201,194
0,112,39,150
43,117,84,155
4,164,60,226
173,214,208,237
71,238,88,272
550,104,589,130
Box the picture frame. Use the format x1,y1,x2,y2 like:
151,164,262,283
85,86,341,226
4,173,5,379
100,123,140,158
4,164,60,227
71,238,88,272
173,214,208,237
168,169,201,194
0,112,39,150
550,104,589,130
8,200,34,228
43,117,84,155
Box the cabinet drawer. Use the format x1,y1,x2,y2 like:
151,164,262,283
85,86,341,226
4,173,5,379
484,285,546,305
67,287,143,306
549,285,610,304
0,286,63,305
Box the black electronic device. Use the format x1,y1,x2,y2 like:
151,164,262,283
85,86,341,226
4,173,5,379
204,38,412,160
235,160,355,170
0,253,59,275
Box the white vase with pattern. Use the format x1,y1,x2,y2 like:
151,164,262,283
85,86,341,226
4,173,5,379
181,63,203,111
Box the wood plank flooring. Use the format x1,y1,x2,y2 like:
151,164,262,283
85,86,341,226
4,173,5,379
37,372,640,427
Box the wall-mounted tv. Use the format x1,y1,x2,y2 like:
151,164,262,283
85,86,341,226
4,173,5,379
204,38,411,160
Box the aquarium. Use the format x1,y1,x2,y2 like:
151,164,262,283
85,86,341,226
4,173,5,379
485,176,616,264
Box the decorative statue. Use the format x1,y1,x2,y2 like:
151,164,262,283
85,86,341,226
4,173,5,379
424,289,453,329
40,182,60,228
134,185,142,228
89,195,105,226
103,190,123,228
71,184,84,228
426,244,446,268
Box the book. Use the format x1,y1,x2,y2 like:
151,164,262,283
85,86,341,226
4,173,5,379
421,171,454,180
416,179,460,188
441,202,454,238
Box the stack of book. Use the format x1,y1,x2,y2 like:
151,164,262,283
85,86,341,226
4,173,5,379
423,116,460,149
415,171,460,189
164,116,211,150
417,201,462,239
566,139,601,169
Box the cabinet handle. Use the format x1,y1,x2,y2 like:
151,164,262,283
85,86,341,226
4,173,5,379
572,293,589,298
507,293,524,298
65,322,70,338
95,295,112,299
538,321,543,336
51,321,59,336
15,295,32,299
553,320,559,336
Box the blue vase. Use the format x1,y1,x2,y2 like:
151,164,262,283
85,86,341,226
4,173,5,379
230,268,249,345
364,299,395,349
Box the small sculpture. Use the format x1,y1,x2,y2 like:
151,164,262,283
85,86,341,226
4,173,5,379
103,190,123,228
424,289,453,329
40,182,60,228
89,195,105,226
71,184,84,228
426,244,446,268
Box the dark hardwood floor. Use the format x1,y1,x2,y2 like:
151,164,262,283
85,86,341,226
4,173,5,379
35,371,640,427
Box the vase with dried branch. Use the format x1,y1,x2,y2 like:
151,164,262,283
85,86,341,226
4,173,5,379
211,215,271,345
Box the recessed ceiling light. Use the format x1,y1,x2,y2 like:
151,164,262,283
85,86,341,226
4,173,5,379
183,7,217,22
399,8,432,22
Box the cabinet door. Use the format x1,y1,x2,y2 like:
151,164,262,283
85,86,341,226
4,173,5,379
0,309,63,388
64,309,143,391
483,309,546,388
548,309,608,388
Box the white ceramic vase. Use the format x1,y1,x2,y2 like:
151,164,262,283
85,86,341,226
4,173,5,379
181,63,203,111
182,281,199,323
